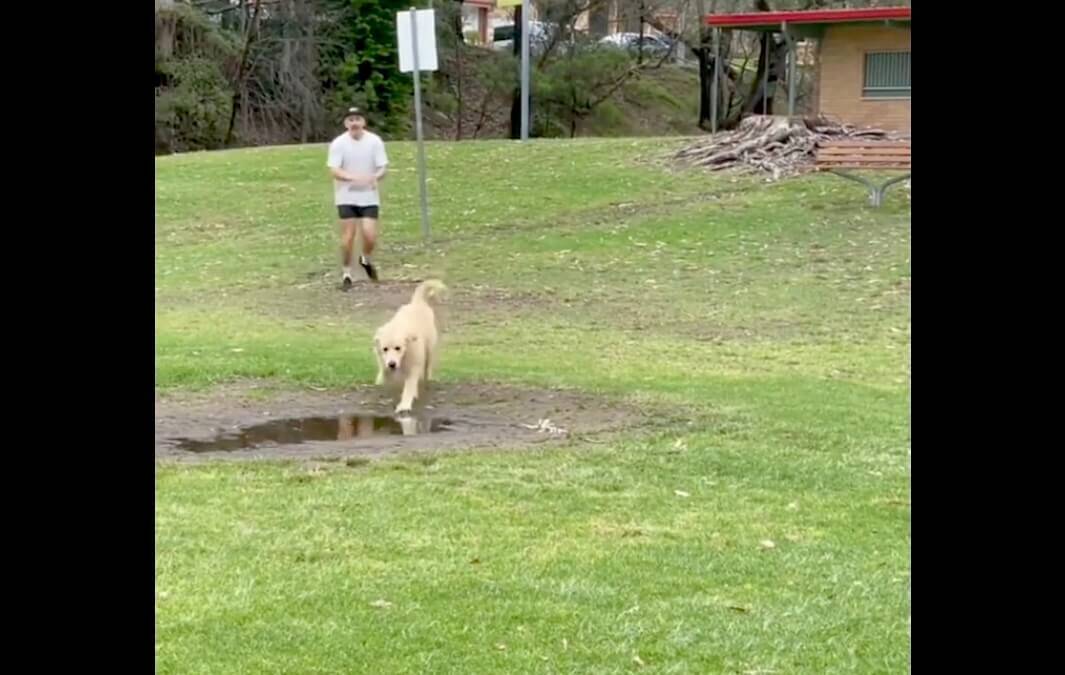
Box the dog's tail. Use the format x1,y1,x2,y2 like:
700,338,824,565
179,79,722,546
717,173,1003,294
411,279,446,305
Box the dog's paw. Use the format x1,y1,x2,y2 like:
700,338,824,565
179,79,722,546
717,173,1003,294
395,403,413,415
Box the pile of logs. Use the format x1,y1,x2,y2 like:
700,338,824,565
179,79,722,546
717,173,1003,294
672,115,906,179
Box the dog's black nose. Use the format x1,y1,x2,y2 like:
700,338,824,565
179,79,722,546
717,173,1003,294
387,362,397,369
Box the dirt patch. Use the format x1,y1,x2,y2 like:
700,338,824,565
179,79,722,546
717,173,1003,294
156,381,646,463
245,276,552,325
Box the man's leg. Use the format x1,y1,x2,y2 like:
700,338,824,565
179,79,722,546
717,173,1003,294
339,217,358,289
357,214,380,281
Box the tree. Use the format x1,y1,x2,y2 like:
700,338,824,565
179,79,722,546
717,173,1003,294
537,46,634,137
155,1,239,153
318,0,414,138
508,0,679,138
431,1,520,140
645,0,737,130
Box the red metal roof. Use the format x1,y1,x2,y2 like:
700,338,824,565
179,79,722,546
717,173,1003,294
705,6,910,28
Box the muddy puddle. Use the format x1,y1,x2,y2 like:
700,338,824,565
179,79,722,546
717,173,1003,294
171,413,456,453
155,382,643,462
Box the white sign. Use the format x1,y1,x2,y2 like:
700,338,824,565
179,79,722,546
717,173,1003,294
396,9,438,73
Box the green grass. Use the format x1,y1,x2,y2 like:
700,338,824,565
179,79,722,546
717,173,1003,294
156,137,910,673
603,65,704,137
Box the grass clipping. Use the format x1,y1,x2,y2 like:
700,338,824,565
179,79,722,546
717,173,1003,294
672,115,905,180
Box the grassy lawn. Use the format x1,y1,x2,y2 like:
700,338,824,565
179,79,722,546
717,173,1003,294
156,137,910,673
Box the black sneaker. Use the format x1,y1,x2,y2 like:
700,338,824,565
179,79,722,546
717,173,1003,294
359,256,379,282
341,274,353,291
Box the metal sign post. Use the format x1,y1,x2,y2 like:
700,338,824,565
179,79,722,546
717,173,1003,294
498,0,529,140
396,8,438,241
409,8,430,240
711,27,720,133
520,0,530,140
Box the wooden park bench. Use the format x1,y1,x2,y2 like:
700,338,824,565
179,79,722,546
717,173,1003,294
814,140,911,207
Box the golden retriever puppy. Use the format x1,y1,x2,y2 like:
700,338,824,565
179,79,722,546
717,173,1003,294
373,279,446,413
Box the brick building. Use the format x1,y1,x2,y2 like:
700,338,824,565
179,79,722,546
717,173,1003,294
707,6,911,134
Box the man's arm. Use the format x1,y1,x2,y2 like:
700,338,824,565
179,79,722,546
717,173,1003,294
330,166,370,184
372,139,390,184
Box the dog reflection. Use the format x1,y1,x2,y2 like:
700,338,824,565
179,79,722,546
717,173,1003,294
335,413,428,439
397,415,421,436
337,415,355,440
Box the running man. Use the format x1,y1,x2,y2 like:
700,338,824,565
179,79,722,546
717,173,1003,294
327,107,389,288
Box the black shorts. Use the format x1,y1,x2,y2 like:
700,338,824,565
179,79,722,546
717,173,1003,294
338,204,379,220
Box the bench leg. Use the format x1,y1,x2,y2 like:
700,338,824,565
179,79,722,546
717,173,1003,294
876,173,911,207
829,170,911,207
828,169,879,206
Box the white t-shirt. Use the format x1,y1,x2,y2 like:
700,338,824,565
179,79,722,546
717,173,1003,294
326,131,389,206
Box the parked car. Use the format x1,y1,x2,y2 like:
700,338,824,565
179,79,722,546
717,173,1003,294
492,21,557,54
598,32,675,58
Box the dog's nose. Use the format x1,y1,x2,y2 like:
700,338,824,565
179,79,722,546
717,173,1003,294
387,361,397,369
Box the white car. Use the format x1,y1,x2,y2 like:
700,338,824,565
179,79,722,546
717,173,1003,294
598,32,675,57
492,21,557,53
598,32,641,48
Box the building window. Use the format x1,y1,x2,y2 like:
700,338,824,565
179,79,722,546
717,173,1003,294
863,51,910,98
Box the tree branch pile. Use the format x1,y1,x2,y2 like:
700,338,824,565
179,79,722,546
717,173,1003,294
672,115,908,179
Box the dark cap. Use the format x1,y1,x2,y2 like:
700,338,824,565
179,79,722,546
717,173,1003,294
343,107,367,120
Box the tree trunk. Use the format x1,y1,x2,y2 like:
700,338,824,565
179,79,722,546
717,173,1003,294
696,0,723,130
568,88,580,138
302,4,317,143
224,0,263,146
637,3,646,65
696,48,711,128
741,0,775,115
456,44,464,140
743,32,787,116
750,33,772,115
451,0,464,41
155,10,176,60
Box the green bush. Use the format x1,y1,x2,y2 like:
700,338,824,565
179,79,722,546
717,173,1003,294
155,57,233,154
155,2,236,154
319,0,413,138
